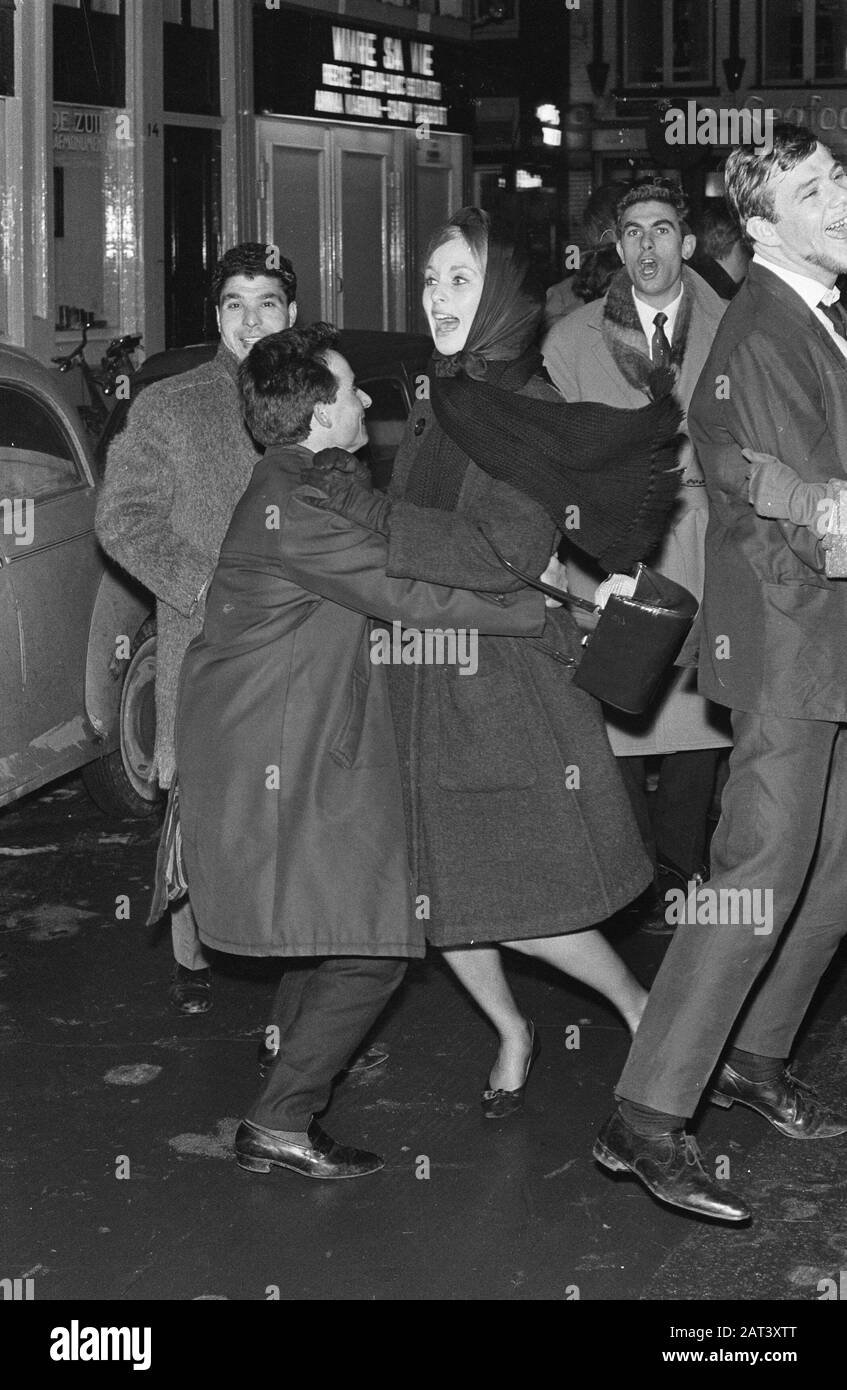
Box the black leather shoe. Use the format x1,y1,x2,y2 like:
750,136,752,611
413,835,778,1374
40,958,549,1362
481,1022,540,1119
638,862,709,935
709,1063,847,1139
593,1110,751,1222
235,1118,384,1179
169,965,212,1015
657,855,709,888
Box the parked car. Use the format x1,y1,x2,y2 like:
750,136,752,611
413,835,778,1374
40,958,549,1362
0,331,430,820
0,345,156,817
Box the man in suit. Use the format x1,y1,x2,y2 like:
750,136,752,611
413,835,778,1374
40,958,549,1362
593,125,847,1223
543,180,730,928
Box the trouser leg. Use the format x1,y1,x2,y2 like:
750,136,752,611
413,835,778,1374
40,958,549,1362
616,712,838,1117
617,756,655,865
247,956,406,1131
652,748,720,875
261,960,314,1053
732,722,847,1058
171,898,209,971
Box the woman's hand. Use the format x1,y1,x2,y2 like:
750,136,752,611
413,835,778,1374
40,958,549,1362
539,554,568,608
594,573,637,609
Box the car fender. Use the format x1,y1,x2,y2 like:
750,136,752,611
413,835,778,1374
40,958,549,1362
85,569,153,743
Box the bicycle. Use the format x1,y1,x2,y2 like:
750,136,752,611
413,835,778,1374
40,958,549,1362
52,315,142,441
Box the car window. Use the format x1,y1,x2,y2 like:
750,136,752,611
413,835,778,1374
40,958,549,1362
0,385,85,501
358,377,408,490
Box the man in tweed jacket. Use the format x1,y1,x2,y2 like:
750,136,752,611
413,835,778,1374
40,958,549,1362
96,244,296,1012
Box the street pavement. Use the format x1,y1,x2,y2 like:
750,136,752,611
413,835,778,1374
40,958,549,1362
2,777,846,1306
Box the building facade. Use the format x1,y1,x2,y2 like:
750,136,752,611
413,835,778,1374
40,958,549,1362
0,0,474,368
564,0,847,247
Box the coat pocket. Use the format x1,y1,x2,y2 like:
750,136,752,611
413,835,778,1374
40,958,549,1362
436,671,537,791
330,637,393,770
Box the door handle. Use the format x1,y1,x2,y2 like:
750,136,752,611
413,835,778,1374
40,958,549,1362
337,276,343,293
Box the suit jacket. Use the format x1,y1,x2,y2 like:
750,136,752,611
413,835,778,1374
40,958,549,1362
542,269,730,755
689,260,847,719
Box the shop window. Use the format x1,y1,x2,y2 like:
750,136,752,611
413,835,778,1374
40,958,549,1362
622,0,664,85
163,125,221,348
0,0,14,98
762,0,847,83
621,0,714,88
814,0,847,81
0,386,83,501
53,102,135,334
163,0,220,116
53,0,125,108
762,0,804,82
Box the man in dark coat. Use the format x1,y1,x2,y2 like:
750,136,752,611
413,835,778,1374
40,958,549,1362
177,326,547,1178
97,244,293,1014
594,125,847,1224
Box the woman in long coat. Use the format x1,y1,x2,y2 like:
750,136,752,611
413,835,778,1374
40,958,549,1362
325,207,683,1114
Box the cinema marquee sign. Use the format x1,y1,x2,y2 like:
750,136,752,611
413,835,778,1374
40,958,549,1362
252,7,471,133
316,26,447,128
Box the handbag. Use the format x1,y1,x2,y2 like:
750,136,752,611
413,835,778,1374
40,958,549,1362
480,531,698,715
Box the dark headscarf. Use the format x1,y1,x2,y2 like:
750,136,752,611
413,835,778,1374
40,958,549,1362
407,219,682,573
433,236,542,381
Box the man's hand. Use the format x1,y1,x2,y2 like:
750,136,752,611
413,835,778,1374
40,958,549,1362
742,447,825,526
539,553,568,608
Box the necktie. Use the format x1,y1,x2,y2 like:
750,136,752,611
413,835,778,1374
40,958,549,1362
651,311,672,367
819,298,847,339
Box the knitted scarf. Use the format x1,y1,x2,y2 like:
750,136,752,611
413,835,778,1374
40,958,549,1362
406,237,683,573
601,264,694,395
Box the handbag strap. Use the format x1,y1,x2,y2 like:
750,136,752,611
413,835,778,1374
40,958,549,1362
477,527,598,614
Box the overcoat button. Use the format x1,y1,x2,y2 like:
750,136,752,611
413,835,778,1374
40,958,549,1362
414,417,426,436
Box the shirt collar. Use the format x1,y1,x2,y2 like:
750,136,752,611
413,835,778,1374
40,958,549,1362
752,252,840,308
631,282,684,349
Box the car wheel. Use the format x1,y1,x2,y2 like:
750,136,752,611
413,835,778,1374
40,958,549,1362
82,617,161,818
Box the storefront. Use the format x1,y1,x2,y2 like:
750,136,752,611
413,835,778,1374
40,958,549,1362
251,5,472,334
0,0,471,369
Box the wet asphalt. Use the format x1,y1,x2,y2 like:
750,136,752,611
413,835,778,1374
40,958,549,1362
2,776,847,1311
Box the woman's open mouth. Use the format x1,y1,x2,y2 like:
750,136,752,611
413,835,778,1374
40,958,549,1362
825,214,847,239
432,313,461,337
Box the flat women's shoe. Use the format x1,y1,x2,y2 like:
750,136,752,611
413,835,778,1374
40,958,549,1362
481,1022,540,1120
